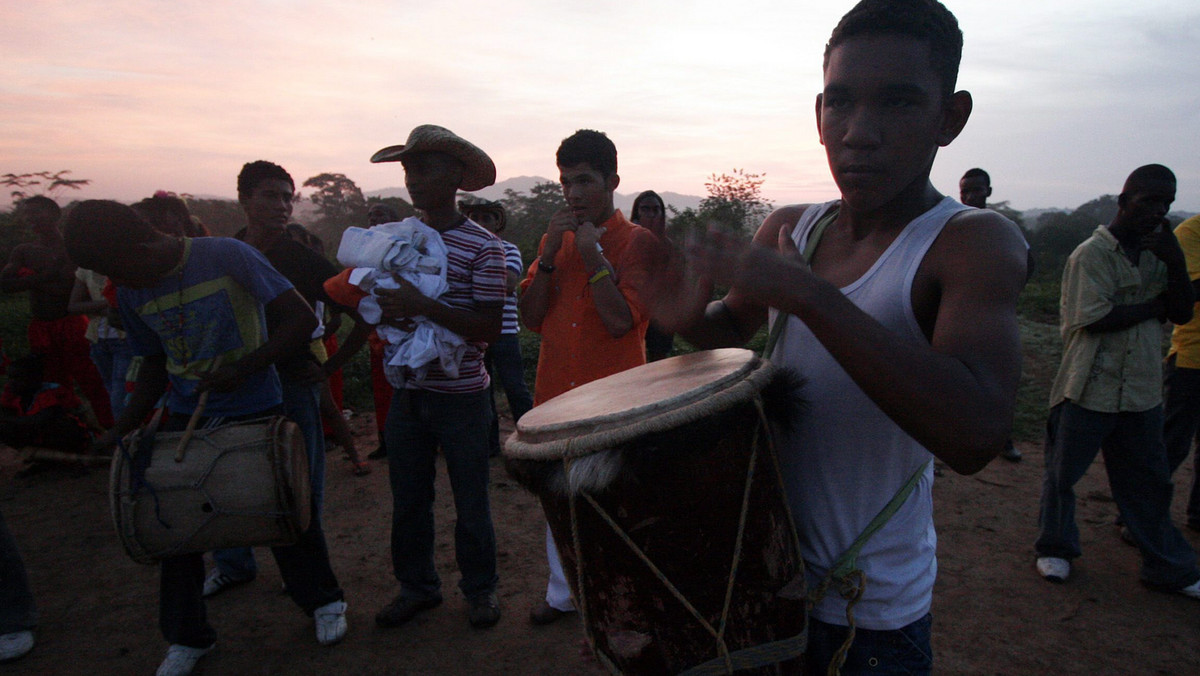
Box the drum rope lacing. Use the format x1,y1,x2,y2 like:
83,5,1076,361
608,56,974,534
563,395,808,675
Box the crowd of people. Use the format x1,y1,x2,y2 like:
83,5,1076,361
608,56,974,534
1,0,1198,674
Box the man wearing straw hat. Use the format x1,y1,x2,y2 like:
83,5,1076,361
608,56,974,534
65,200,347,676
517,129,661,625
324,124,507,630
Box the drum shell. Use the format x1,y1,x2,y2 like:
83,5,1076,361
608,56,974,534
109,416,311,565
512,396,805,675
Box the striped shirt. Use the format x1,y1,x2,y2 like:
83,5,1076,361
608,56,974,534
500,239,523,335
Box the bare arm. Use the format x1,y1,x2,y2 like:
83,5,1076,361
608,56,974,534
519,208,575,332
574,222,633,338
94,353,170,450
671,206,1026,475
67,277,108,315
376,283,503,345
1087,227,1194,331
321,310,371,376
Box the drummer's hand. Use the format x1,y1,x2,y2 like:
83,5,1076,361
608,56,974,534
198,364,246,393
643,234,713,333
692,226,807,308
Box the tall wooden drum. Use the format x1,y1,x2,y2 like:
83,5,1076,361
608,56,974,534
505,349,806,675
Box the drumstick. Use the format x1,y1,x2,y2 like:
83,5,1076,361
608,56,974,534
21,447,112,466
174,355,224,463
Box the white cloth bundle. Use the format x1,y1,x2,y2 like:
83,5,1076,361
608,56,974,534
335,218,462,386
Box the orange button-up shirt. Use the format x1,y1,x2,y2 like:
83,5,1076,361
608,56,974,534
521,209,660,405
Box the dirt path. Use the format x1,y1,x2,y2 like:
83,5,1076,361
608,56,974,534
1,413,1198,675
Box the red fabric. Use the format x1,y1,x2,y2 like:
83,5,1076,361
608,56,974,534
1,383,82,416
26,316,114,428
102,278,118,307
368,331,392,434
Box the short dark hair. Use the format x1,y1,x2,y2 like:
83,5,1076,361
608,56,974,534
132,194,193,237
961,168,990,184
556,130,617,178
237,160,294,201
62,200,158,271
631,190,665,223
824,0,963,99
17,195,61,222
1122,164,1176,195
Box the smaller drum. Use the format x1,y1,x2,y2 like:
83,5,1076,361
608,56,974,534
110,416,311,565
506,349,806,675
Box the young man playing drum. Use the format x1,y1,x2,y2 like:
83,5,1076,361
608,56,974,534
518,129,662,625
651,1,1027,672
325,124,507,630
65,200,348,676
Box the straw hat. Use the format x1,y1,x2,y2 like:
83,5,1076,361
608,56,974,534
370,125,497,192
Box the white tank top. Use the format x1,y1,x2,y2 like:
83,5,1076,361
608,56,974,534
770,196,968,630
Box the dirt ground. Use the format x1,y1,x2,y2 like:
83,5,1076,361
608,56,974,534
2,410,1198,675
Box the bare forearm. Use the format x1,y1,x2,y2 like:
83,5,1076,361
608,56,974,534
417,301,501,344
1164,263,1195,325
323,318,370,375
112,358,170,437
518,271,553,331
779,272,1018,474
1086,301,1165,333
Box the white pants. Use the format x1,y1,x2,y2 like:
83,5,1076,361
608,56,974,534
544,524,575,611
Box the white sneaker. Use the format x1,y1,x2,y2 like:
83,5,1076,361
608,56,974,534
1036,556,1070,582
0,630,34,662
1177,578,1200,600
314,600,348,645
156,643,214,676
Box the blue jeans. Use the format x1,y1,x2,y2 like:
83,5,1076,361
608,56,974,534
805,614,932,675
1163,356,1200,528
1036,401,1200,589
484,334,533,454
158,406,342,648
90,337,134,420
214,382,327,580
386,388,497,601
0,507,36,634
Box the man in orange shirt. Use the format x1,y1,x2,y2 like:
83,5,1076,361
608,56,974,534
518,129,661,624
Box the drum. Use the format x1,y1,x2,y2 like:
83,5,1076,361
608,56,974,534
505,349,806,675
110,416,312,565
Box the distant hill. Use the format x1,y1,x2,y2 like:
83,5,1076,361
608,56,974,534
366,176,704,215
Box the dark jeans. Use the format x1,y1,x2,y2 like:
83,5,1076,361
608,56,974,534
386,388,497,601
484,334,533,454
0,507,36,634
158,408,343,648
1036,401,1200,590
1163,356,1200,528
805,614,932,676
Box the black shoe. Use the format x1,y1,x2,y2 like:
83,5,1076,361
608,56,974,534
1000,442,1022,462
375,594,441,628
468,592,501,628
368,443,387,460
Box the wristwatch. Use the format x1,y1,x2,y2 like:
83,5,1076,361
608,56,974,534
537,257,557,274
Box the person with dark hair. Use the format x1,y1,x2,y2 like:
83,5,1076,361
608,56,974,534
66,200,348,676
459,199,534,457
1035,165,1200,599
2,195,114,430
631,190,675,361
325,124,506,630
649,1,1028,672
132,194,194,237
958,168,991,209
518,129,661,625
201,161,365,596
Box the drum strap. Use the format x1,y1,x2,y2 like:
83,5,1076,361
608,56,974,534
757,204,934,675
761,206,837,360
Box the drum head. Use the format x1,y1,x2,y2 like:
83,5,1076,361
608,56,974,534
506,348,774,460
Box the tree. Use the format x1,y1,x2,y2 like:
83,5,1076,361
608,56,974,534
303,173,368,227
667,168,773,239
500,181,567,264
3,170,90,203
302,173,370,254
